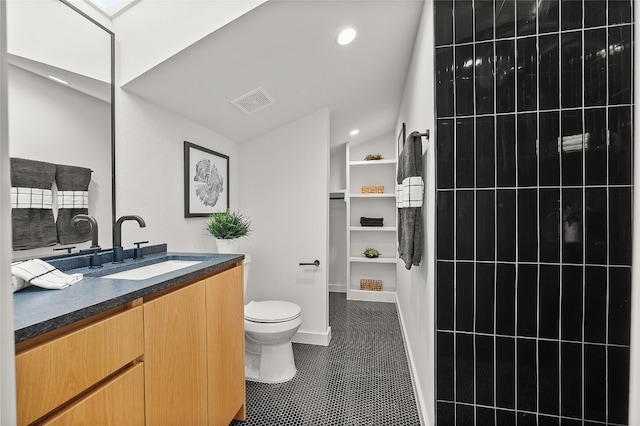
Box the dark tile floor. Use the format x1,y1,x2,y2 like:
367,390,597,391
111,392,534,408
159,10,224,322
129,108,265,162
230,292,422,426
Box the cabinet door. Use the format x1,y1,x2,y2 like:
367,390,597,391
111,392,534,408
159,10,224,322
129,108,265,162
206,265,246,424
42,363,144,426
144,281,208,425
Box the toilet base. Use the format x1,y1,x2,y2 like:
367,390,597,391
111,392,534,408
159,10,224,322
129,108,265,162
245,339,297,383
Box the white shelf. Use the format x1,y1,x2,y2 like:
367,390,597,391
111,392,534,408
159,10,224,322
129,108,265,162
349,256,398,264
349,159,397,166
330,189,346,200
349,193,396,198
347,289,396,303
345,140,398,304
350,226,396,232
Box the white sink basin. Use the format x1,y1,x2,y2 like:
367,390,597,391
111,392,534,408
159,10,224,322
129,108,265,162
103,260,202,280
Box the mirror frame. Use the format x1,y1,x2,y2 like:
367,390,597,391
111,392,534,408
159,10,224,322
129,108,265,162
59,0,116,246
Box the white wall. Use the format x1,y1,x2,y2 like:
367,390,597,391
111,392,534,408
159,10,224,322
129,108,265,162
329,196,347,292
8,66,112,259
329,145,346,193
114,0,265,84
7,0,111,83
329,145,347,291
394,1,434,424
113,0,273,252
349,132,397,162
0,0,17,423
238,109,330,344
115,88,239,251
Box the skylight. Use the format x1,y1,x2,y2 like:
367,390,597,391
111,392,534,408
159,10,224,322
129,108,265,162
84,0,140,19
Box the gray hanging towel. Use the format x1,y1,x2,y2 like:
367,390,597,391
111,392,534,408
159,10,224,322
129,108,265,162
396,131,424,269
55,164,92,244
10,158,58,250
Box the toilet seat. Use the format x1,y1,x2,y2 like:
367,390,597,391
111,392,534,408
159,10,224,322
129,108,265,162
244,300,301,323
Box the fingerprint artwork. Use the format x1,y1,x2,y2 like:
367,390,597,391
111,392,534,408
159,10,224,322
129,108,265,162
193,158,224,207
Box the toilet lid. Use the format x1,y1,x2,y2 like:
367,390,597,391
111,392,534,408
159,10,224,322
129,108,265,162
244,300,301,323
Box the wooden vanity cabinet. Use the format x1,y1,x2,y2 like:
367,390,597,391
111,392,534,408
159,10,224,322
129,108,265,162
206,265,246,425
15,303,144,426
143,280,209,425
15,262,245,426
144,263,246,425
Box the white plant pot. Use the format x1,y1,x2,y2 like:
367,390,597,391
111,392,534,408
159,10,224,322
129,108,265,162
216,238,239,254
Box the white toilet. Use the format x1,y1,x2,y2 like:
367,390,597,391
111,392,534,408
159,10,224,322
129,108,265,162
243,256,302,383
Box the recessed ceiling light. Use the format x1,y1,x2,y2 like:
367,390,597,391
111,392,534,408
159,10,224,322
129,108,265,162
337,28,357,45
350,129,360,136
48,75,69,85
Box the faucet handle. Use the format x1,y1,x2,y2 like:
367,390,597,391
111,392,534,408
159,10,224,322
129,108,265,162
133,241,149,259
89,252,103,269
77,247,103,268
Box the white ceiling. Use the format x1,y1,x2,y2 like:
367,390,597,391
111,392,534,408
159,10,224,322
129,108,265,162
8,54,111,103
122,0,424,147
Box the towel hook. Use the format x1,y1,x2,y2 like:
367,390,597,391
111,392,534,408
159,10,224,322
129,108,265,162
418,129,430,140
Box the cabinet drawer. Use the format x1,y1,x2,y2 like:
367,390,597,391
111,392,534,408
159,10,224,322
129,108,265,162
41,363,145,426
16,306,144,425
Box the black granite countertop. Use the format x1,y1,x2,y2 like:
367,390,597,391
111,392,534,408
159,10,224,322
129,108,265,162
13,249,244,343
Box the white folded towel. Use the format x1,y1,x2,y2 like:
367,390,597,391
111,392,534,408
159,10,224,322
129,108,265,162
396,176,424,208
11,259,83,290
11,275,30,293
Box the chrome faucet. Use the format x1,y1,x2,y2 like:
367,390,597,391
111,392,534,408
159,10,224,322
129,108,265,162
71,214,99,248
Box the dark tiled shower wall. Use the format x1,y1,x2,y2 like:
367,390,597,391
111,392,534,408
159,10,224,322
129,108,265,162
434,0,633,424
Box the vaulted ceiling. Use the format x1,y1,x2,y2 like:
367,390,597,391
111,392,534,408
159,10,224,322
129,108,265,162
122,0,424,147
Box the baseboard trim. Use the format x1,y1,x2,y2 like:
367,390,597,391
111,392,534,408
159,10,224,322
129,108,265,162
329,283,347,293
293,326,332,346
396,294,428,426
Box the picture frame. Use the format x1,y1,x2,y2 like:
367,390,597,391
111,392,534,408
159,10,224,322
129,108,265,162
184,141,229,218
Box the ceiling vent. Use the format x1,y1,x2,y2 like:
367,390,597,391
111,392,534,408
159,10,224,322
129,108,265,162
230,87,275,115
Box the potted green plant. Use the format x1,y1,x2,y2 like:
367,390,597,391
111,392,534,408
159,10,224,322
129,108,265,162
206,209,252,253
364,153,383,161
363,247,380,258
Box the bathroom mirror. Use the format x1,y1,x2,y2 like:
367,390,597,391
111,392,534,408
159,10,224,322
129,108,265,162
6,0,114,259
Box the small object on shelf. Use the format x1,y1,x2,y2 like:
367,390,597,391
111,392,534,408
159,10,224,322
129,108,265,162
364,153,383,161
360,216,384,227
361,185,384,194
360,279,382,291
363,247,380,258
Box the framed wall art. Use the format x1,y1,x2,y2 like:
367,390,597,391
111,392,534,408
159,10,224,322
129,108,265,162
184,141,229,217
